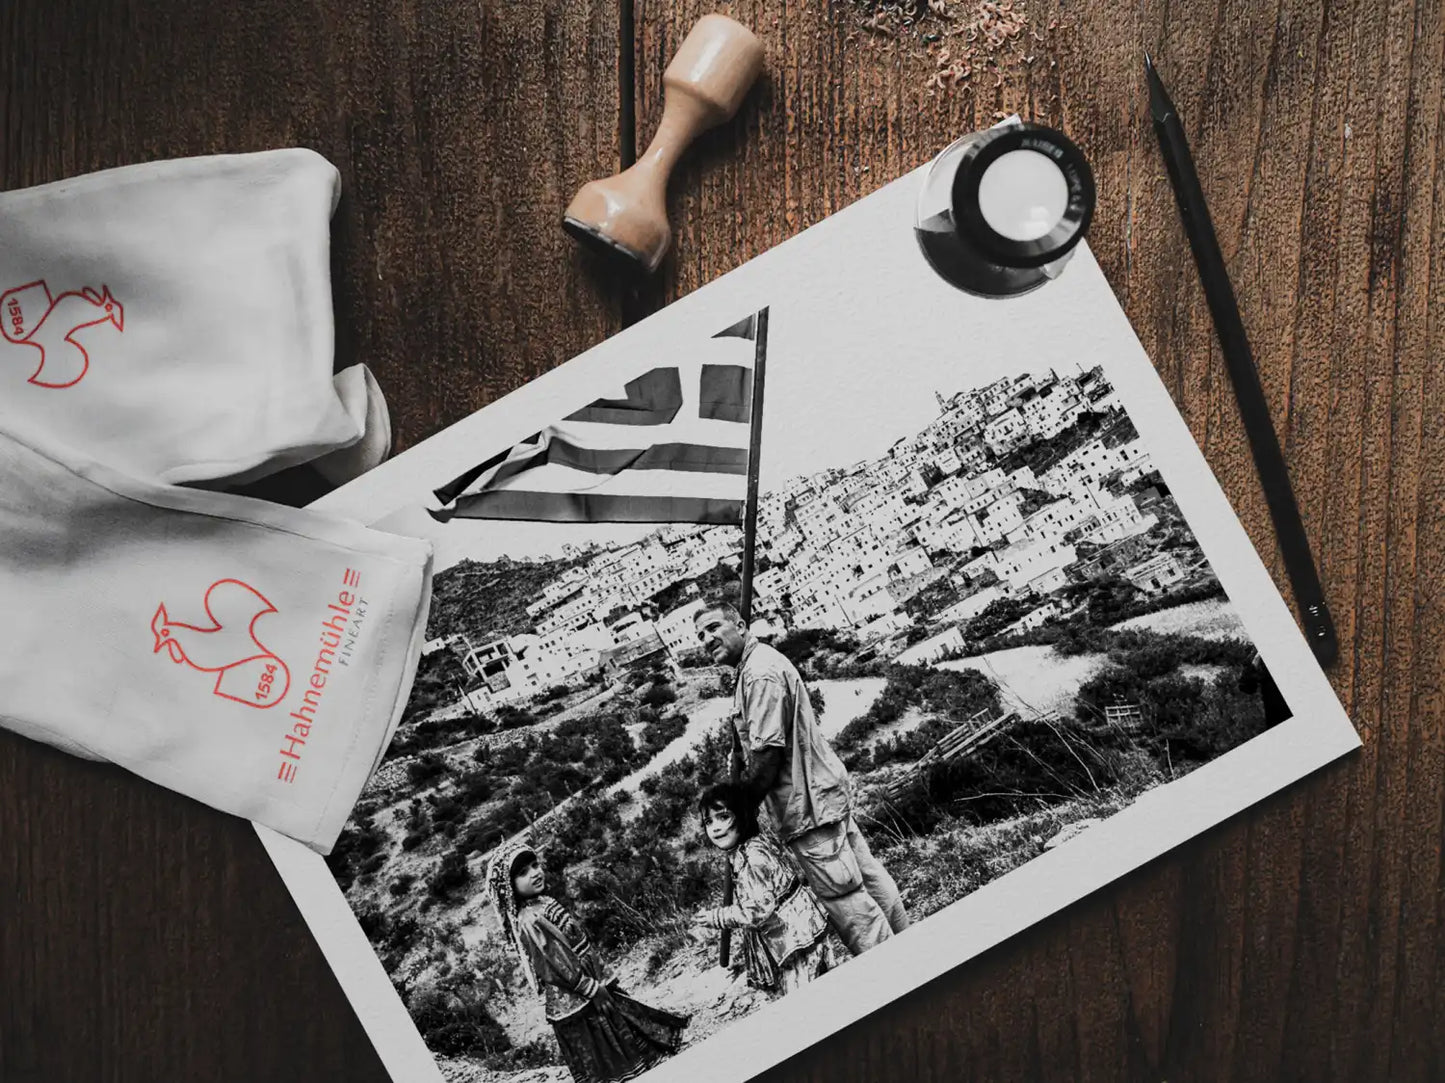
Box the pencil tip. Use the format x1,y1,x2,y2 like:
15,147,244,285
1143,52,1172,120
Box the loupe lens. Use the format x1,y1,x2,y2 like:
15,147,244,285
977,149,1070,242
952,123,1095,269
915,121,1095,298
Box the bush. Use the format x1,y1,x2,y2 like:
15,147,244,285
774,627,860,672
427,851,471,900
457,819,506,856
407,979,511,1058
483,1038,558,1073
389,873,416,897
431,794,466,825
325,814,387,892
962,596,1037,641
352,905,420,964
494,705,539,731
639,712,689,758
640,681,678,707
407,752,448,787
457,769,494,804
877,713,1129,834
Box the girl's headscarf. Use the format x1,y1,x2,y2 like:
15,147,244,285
485,840,541,993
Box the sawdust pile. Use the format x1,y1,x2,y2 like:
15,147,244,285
840,0,1069,95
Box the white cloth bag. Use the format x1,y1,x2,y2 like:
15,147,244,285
0,148,388,486
0,416,432,852
0,150,430,851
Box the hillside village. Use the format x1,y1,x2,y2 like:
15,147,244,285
423,364,1196,711
331,366,1277,1081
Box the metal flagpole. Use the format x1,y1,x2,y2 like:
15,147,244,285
720,306,768,969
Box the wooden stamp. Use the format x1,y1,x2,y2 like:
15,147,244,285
563,13,764,273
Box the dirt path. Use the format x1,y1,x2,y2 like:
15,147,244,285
609,696,734,802
812,677,888,739
936,646,1110,717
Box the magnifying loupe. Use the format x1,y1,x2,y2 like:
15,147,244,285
915,121,1096,298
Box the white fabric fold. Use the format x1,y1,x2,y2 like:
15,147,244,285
0,148,387,487
0,149,426,852
0,416,432,851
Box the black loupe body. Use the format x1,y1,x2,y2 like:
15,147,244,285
915,121,1096,298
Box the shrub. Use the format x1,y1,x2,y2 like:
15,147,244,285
457,769,494,804
494,705,538,731
641,682,678,707
389,873,416,897
325,814,386,892
639,712,689,758
407,979,511,1058
774,627,860,672
834,665,997,766
427,851,471,900
457,819,505,856
431,794,466,825
407,752,447,788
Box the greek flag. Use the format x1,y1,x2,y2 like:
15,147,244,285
430,311,764,524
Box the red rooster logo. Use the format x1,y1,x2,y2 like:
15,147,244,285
2,279,125,388
152,579,291,709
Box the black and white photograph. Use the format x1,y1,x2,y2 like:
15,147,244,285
259,167,1358,1083
321,315,1291,1083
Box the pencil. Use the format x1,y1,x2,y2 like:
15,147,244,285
1144,53,1338,669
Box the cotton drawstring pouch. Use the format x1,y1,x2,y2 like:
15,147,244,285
0,412,433,852
0,147,389,487
0,149,427,850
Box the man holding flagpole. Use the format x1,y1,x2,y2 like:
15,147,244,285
695,600,911,956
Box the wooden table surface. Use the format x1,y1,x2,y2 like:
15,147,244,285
3,1,1441,1080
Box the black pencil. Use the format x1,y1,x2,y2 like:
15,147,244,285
1144,53,1338,669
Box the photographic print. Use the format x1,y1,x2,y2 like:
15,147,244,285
326,321,1292,1083
262,166,1358,1083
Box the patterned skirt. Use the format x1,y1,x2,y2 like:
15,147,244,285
550,984,689,1083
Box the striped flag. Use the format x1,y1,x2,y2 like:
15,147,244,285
430,310,765,524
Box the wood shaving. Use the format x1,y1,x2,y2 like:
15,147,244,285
839,0,1070,95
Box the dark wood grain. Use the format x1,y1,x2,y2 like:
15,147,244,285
2,0,1442,1079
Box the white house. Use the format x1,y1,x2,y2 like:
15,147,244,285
1079,495,1156,546
970,490,1027,546
999,599,1065,637
994,537,1078,593
1124,552,1186,594
983,407,1029,456
655,599,710,657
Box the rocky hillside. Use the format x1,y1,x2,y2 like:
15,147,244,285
428,555,588,643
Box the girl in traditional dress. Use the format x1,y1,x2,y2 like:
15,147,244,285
485,840,689,1083
691,783,834,994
